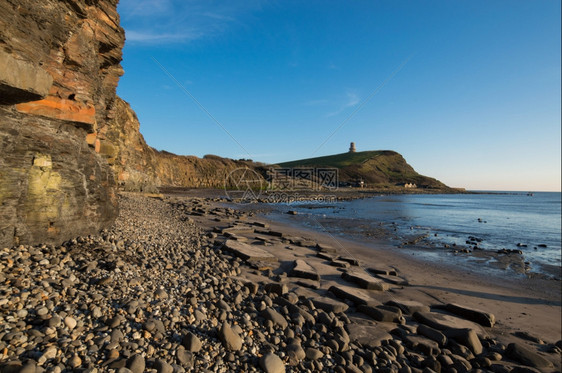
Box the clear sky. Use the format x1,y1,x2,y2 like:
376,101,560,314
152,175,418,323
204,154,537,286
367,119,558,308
116,0,561,191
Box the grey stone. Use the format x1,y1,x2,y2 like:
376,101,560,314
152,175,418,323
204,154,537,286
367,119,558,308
176,346,193,367
126,354,145,373
286,341,306,364
110,329,124,343
259,352,285,373
153,359,173,373
182,332,202,352
262,308,288,329
47,315,62,328
219,322,243,351
445,328,483,355
417,324,447,346
305,347,324,360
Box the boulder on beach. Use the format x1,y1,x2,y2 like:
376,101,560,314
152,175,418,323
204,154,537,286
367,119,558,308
219,322,243,351
506,343,554,369
260,352,285,373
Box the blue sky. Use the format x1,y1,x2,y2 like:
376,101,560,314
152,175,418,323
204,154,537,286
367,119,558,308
116,0,561,191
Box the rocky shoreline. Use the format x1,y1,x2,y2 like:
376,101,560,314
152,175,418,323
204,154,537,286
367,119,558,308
1,193,560,372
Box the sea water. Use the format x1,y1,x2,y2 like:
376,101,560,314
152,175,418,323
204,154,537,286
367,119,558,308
268,192,561,277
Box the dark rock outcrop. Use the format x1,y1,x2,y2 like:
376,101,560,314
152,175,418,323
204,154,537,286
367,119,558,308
0,0,124,247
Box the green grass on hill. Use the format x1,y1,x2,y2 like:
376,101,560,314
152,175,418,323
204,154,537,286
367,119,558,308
276,150,449,189
279,150,394,168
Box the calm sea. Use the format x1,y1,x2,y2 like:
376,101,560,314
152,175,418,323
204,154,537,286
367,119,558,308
267,192,561,277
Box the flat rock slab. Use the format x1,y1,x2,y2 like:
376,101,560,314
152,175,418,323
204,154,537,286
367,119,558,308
251,221,270,228
338,256,359,266
316,243,336,253
386,299,430,315
256,229,284,237
357,305,403,323
222,226,255,236
292,239,316,248
290,259,320,281
249,261,278,271
341,270,389,291
329,285,376,306
369,267,397,276
445,303,495,327
296,279,320,290
254,235,274,243
223,240,278,262
330,260,351,269
346,323,393,348
311,296,349,314
317,252,336,261
226,234,248,242
413,311,487,338
376,274,409,286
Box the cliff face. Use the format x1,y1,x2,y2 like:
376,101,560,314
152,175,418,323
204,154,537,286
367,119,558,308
98,97,262,191
0,0,125,247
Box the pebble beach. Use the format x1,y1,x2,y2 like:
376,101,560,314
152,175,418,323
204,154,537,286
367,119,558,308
1,193,560,373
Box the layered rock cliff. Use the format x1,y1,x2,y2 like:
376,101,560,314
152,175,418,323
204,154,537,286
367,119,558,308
97,97,263,191
0,0,125,247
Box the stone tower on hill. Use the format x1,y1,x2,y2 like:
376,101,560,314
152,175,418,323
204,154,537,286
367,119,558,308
349,142,356,153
